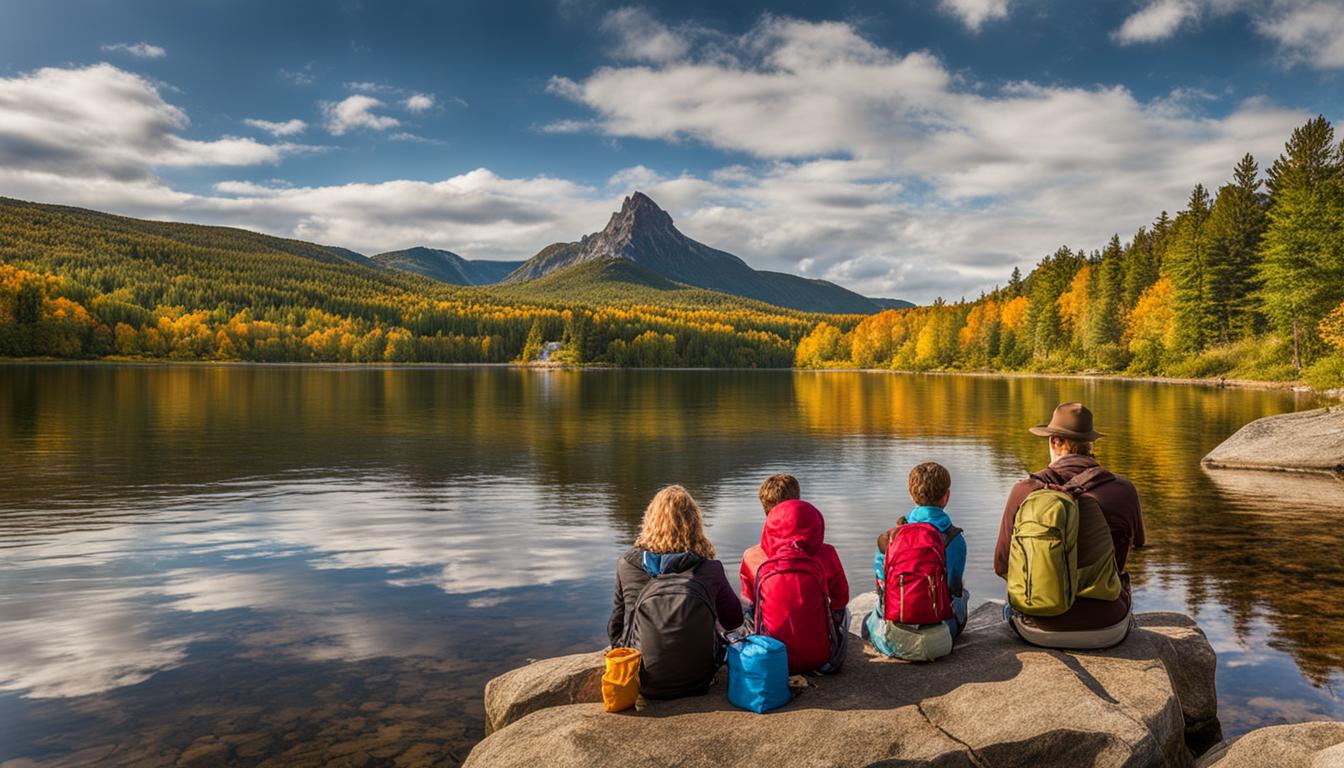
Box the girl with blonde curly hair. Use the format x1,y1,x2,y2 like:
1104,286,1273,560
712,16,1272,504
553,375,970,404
607,485,744,699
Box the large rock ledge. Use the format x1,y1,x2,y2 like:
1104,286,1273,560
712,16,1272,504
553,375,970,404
1202,407,1344,476
466,596,1222,767
1196,722,1344,767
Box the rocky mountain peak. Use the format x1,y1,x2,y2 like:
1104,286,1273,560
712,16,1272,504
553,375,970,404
608,191,674,231
584,191,679,260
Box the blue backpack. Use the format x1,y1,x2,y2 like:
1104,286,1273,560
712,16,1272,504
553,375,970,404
727,635,790,713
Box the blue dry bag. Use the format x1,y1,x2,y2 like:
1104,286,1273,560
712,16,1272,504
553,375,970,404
727,634,790,714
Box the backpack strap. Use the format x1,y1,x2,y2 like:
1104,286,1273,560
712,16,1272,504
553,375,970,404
1061,466,1116,496
943,525,963,548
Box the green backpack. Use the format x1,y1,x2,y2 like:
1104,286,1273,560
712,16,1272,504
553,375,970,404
1006,472,1123,617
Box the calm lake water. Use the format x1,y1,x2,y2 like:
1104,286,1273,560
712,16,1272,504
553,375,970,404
2,364,1342,765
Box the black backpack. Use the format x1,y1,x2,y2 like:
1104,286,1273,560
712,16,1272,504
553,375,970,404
620,569,722,699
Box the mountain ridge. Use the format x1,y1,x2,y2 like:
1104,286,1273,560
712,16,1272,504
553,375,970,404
372,246,523,286
502,192,893,314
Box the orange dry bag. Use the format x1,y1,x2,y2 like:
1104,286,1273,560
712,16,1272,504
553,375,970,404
602,647,640,712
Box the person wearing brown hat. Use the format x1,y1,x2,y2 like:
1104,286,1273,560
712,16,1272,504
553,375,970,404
993,402,1146,649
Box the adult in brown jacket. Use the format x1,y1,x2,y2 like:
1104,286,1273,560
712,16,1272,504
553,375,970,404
994,402,1146,649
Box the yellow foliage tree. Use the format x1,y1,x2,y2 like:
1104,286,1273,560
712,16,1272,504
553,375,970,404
795,322,847,368
1320,302,1344,351
1124,278,1177,371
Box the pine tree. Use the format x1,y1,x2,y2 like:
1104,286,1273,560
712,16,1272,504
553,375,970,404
1087,234,1125,355
1123,216,1165,307
519,319,544,362
1007,267,1023,297
1259,116,1344,368
1165,185,1214,353
1025,247,1079,361
1205,154,1268,342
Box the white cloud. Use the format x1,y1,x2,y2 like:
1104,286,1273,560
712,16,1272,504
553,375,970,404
1114,0,1344,69
0,64,307,182
243,118,308,137
538,117,597,134
939,0,1011,32
1256,0,1344,68
322,94,400,135
1115,0,1201,43
404,93,435,112
388,131,445,144
600,6,693,62
100,41,166,59
279,64,316,86
544,17,1309,299
0,26,1321,302
346,80,391,93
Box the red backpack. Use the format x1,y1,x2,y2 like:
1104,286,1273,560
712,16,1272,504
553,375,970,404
753,541,835,674
880,521,957,625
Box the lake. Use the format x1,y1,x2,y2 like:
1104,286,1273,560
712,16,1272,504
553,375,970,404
2,364,1342,766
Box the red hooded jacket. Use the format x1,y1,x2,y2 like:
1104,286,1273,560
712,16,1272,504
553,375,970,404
739,499,849,611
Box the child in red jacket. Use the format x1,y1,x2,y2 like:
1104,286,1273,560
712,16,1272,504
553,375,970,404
740,474,850,673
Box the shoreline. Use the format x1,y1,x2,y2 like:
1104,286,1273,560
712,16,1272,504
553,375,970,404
0,357,1338,398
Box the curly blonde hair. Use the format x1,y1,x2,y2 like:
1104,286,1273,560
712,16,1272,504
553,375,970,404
634,485,716,558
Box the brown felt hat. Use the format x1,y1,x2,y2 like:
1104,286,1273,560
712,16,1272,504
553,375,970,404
1029,402,1104,441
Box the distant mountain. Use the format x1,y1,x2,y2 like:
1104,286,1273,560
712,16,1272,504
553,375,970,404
490,257,802,313
322,246,369,264
503,192,899,314
871,297,916,310
372,246,524,286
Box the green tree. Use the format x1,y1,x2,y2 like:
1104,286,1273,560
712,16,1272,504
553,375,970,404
1205,154,1268,342
1165,185,1214,353
519,319,544,362
1259,116,1344,368
1025,247,1080,361
1087,234,1125,354
1123,216,1165,308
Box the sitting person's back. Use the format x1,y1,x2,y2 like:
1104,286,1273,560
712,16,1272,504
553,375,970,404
608,485,743,698
995,403,1145,650
866,462,969,661
740,474,849,674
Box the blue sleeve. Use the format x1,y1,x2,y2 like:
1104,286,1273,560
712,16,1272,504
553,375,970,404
946,534,967,596
873,549,885,589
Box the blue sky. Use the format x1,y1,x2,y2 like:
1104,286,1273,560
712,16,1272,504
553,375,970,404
0,0,1340,301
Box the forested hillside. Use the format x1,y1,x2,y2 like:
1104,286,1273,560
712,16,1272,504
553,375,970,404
0,199,834,367
2,115,1341,381
795,116,1344,388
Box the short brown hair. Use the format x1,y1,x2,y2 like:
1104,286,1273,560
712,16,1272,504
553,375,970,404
1049,435,1094,456
908,463,951,506
759,474,800,513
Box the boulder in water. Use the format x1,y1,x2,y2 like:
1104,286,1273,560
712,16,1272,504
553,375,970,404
1195,721,1344,767
1202,407,1344,477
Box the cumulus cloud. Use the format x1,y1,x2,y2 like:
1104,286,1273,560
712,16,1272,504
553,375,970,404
939,0,1011,32
1115,0,1201,43
0,64,307,183
243,118,307,137
403,93,435,112
0,24,1320,302
1256,0,1344,68
322,94,400,135
545,16,1308,299
600,6,693,62
1115,0,1344,69
100,41,166,59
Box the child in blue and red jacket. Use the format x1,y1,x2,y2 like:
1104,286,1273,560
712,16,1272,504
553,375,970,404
867,462,969,657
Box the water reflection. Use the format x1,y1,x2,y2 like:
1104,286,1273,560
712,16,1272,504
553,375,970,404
0,364,1339,766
